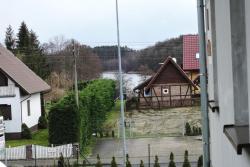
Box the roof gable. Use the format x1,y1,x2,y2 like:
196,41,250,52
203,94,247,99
145,57,197,90
183,34,200,70
0,46,50,94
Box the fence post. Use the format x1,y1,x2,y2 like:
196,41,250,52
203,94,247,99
34,145,37,167
4,147,7,166
148,144,150,167
26,145,32,160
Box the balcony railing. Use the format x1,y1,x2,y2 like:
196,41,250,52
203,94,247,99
0,86,15,97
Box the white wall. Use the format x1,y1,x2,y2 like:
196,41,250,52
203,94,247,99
21,93,41,128
0,79,22,133
207,0,250,166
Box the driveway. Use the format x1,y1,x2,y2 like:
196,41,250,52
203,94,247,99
90,136,202,165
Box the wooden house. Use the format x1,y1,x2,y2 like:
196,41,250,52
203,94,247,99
133,57,199,109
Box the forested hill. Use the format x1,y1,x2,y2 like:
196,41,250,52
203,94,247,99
93,46,138,72
137,36,183,71
93,36,183,72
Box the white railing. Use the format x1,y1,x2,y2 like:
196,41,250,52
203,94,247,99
0,146,26,160
0,144,73,160
32,144,73,159
0,86,15,97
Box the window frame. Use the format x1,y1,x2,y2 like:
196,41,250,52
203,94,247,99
27,100,31,116
0,104,12,121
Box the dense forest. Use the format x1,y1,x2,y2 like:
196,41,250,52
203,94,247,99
3,21,184,99
92,36,183,72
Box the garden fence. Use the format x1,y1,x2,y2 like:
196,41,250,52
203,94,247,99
0,143,75,160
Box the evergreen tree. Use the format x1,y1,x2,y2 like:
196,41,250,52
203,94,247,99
4,25,15,52
24,30,49,79
185,122,192,136
197,155,203,167
140,160,144,167
126,154,132,167
58,153,65,167
168,152,176,167
95,154,102,167
16,22,49,79
82,160,86,167
16,21,30,54
111,156,117,167
182,150,191,167
29,30,40,51
154,155,160,167
198,127,202,135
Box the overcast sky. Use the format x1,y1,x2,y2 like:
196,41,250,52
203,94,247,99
0,0,198,49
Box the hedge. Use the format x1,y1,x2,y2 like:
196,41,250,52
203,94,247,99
48,79,116,149
79,79,115,151
48,93,80,144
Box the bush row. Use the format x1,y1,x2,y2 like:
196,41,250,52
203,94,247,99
79,79,115,151
48,79,115,148
66,152,203,167
185,122,202,136
48,93,80,144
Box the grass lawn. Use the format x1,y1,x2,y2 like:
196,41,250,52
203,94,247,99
102,101,121,129
6,129,49,147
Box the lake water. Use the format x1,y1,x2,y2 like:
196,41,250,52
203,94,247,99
101,72,146,91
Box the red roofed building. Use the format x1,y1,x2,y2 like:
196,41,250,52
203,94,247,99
183,34,200,81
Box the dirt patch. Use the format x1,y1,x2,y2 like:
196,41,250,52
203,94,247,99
125,107,201,137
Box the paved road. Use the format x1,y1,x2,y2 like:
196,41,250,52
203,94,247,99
3,160,199,167
3,136,202,166
90,136,202,164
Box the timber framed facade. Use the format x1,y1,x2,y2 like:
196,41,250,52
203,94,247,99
134,57,199,109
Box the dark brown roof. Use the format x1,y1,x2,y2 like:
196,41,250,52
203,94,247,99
134,56,198,91
0,46,51,94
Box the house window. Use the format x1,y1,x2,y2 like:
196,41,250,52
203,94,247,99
0,72,7,86
27,100,31,116
195,53,200,59
144,88,151,97
0,105,12,120
162,88,169,95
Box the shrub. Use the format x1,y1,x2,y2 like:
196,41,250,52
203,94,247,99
185,122,192,136
96,154,102,167
82,160,86,167
38,116,47,129
198,127,202,135
182,150,191,167
126,154,132,167
111,156,117,167
154,155,160,167
197,155,203,167
48,93,80,144
58,153,65,167
140,160,144,167
49,79,116,150
21,123,32,139
168,152,176,167
79,79,116,152
73,161,79,167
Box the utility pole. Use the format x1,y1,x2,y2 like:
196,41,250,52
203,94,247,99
115,0,127,166
197,0,210,167
73,40,79,108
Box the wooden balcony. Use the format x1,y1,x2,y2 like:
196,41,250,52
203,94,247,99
0,86,15,97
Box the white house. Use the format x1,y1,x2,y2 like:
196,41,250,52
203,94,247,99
0,46,50,139
206,0,250,166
